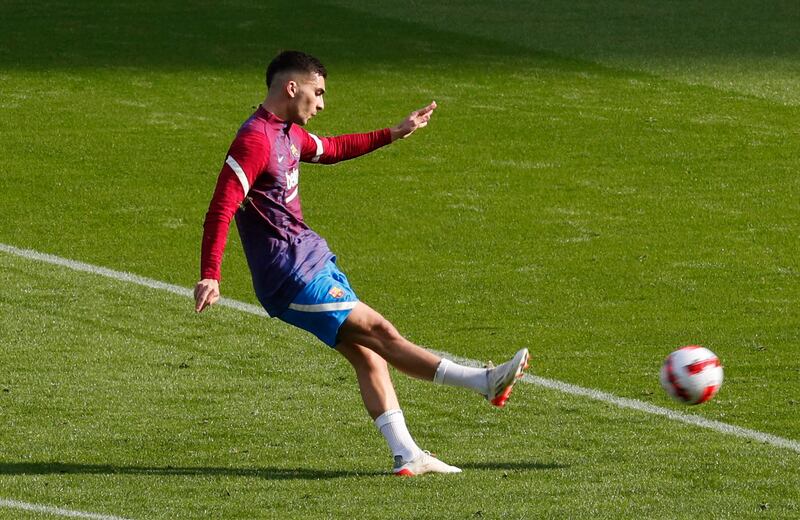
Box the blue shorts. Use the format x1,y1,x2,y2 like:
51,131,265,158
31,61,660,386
277,259,359,347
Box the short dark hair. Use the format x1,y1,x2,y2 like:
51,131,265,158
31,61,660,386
266,50,327,88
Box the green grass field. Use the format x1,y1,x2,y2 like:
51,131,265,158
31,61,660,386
1,1,799,518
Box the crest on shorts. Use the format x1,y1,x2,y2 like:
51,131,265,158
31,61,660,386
328,287,344,299
290,143,300,158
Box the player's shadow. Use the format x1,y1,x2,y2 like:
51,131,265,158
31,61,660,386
0,461,564,480
458,461,567,472
0,462,381,480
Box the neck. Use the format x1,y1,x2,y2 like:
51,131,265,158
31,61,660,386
261,95,290,121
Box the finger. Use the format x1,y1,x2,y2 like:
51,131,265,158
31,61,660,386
198,292,215,313
195,287,210,312
413,117,430,129
419,101,437,115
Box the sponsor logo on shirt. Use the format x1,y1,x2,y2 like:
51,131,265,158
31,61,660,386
285,168,299,190
329,287,344,299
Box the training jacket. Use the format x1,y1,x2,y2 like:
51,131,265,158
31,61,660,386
200,106,392,316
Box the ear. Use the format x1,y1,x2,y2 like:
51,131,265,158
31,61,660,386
286,80,298,99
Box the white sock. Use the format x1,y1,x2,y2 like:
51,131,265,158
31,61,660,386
374,409,422,462
433,358,489,395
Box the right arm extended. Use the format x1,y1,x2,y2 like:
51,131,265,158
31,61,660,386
195,131,269,312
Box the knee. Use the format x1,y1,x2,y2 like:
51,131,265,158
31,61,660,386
348,346,388,373
367,317,403,345
341,303,405,347
364,350,389,373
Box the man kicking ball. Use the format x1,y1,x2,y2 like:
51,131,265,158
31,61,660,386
194,50,529,476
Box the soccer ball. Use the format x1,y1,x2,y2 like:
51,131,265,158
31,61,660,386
659,345,723,405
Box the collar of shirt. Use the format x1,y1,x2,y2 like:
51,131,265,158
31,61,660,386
257,106,293,134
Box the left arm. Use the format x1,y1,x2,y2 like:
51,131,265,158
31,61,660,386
300,101,437,164
300,127,392,164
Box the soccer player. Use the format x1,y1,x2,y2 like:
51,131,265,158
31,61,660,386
194,50,529,476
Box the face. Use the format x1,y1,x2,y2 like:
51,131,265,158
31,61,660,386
287,72,325,126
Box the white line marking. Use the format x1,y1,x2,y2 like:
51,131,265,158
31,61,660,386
0,498,132,520
430,350,800,454
1,242,799,456
0,243,267,317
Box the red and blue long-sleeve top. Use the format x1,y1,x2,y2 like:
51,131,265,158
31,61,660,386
200,106,392,316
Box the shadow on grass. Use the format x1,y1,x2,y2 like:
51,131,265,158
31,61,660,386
0,462,382,480
458,461,567,472
0,0,536,71
1,0,797,72
0,460,565,480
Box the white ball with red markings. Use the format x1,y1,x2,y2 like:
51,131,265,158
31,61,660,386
659,345,723,405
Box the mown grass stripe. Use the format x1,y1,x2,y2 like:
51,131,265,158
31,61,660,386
2,241,799,457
